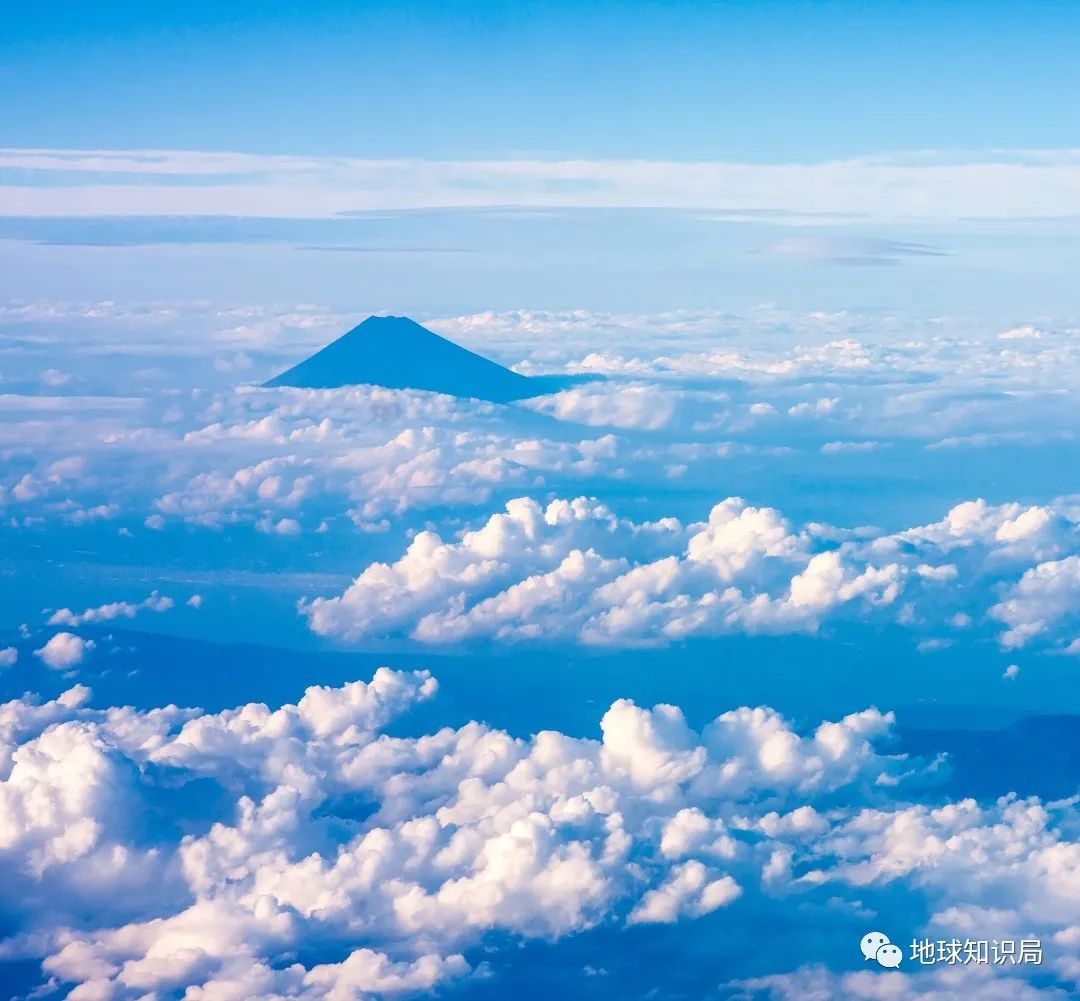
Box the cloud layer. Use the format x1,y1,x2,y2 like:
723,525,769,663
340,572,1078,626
1,670,1078,999
7,147,1080,221
303,494,1080,652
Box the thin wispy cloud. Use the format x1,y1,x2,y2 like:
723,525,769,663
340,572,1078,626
5,147,1080,221
761,236,950,266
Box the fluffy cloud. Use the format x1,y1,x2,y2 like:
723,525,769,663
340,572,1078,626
1,669,1078,998
893,499,1074,563
626,860,741,924
13,473,43,502
522,382,678,430
130,388,625,531
47,591,174,628
738,789,1080,996
33,633,95,670
990,555,1080,650
154,455,315,529
302,496,681,642
520,382,730,431
302,494,1077,649
0,670,901,997
0,372,624,536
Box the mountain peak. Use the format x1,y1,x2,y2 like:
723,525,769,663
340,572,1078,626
265,315,536,403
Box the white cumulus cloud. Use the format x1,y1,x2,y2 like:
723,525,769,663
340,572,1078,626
33,633,95,670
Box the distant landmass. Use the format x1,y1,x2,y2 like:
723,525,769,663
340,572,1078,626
266,315,588,402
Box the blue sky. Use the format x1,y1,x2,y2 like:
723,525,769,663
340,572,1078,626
4,1,1080,158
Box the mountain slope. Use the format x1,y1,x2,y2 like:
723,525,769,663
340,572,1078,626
265,315,536,402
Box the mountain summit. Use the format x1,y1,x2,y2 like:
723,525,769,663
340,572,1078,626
265,315,538,402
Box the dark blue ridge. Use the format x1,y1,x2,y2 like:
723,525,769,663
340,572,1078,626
265,314,543,403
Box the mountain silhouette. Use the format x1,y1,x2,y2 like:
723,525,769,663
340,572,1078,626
266,315,545,402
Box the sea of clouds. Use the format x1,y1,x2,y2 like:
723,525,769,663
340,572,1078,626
1,301,1079,998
